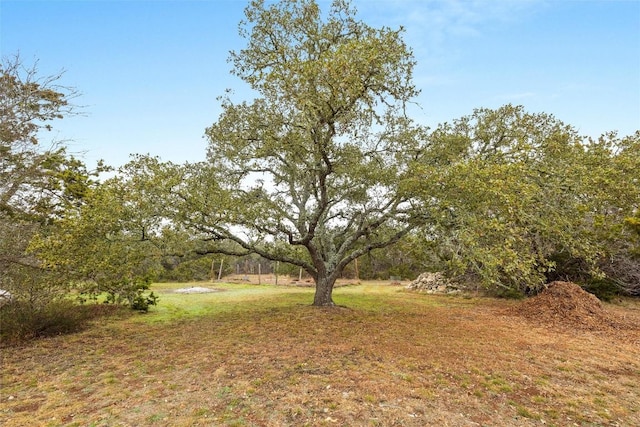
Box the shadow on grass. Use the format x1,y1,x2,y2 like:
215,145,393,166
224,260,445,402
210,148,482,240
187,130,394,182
0,300,131,346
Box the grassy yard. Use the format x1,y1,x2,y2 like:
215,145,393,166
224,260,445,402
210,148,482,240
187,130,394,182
1,282,639,426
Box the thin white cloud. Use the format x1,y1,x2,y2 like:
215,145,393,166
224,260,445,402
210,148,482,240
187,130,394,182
363,2,540,31
355,1,545,106
496,91,536,101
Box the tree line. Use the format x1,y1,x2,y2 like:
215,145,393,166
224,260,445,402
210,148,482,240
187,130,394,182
2,0,638,324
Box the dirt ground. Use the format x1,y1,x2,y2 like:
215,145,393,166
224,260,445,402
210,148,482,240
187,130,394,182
1,283,639,426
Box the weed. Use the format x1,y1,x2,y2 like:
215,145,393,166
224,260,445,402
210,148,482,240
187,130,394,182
146,413,165,423
482,374,514,393
515,404,540,420
364,394,377,403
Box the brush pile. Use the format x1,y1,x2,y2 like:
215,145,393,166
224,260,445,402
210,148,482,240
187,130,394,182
514,281,620,331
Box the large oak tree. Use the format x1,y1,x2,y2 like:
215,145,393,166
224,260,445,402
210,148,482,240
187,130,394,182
184,0,427,305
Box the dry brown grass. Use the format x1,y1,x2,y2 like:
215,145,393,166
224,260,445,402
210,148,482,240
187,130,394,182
1,283,639,426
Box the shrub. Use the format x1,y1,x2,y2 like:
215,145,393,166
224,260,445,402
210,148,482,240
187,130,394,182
488,286,526,300
128,287,159,312
581,278,621,302
0,299,92,344
78,278,159,312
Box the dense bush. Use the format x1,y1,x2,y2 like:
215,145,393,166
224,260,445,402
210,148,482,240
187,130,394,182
77,278,158,312
159,255,217,282
127,285,159,312
581,279,622,302
0,300,94,344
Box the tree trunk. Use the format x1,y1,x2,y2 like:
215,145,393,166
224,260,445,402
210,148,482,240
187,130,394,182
313,275,337,306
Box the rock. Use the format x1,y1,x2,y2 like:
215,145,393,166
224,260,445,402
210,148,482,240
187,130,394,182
406,272,462,294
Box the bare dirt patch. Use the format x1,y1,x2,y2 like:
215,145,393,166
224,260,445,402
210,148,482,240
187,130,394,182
173,286,223,294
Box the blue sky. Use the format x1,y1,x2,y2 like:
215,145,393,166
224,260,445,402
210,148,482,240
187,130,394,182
2,0,639,168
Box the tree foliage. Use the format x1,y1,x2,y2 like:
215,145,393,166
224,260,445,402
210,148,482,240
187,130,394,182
411,105,640,296
589,132,640,296
30,156,179,310
0,54,96,306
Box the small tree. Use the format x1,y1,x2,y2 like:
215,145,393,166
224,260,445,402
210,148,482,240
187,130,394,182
0,54,93,305
182,0,426,306
31,156,177,310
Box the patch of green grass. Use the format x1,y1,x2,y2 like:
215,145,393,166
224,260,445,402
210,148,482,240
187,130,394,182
593,397,609,408
334,284,475,311
535,375,550,386
483,374,514,393
513,403,540,420
363,394,377,403
531,395,547,404
459,377,472,389
217,385,233,398
101,372,117,384
140,281,458,324
142,282,314,323
544,408,559,419
146,413,165,423
393,371,414,382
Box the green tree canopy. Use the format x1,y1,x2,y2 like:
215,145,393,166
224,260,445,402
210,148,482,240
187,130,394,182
0,54,96,305
411,105,640,295
30,156,181,309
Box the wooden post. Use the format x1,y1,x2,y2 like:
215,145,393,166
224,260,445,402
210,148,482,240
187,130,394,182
217,258,224,281
275,261,279,286
299,267,303,281
210,259,216,282
258,263,262,285
354,257,360,281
